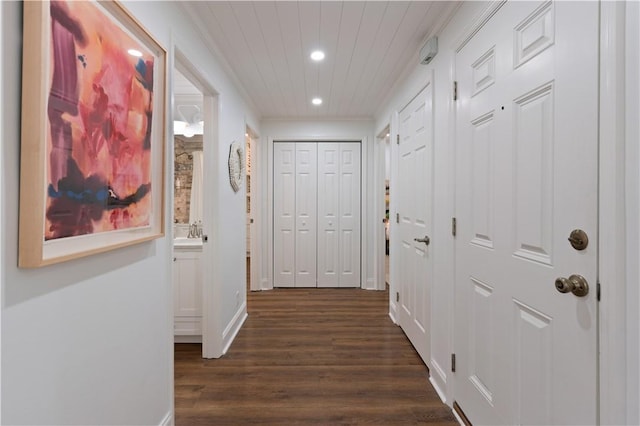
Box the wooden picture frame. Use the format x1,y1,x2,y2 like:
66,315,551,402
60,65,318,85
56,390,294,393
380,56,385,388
19,0,166,268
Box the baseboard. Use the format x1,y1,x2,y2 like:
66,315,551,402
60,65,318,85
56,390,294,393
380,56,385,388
429,375,448,404
429,358,448,403
174,335,202,343
388,301,398,324
453,401,472,426
260,278,270,291
364,277,376,290
222,302,248,355
159,410,172,426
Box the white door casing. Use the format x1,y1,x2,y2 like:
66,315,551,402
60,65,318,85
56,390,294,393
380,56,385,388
454,2,599,424
397,76,434,365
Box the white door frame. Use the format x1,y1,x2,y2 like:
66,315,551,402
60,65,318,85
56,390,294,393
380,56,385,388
624,3,640,422
0,3,4,421
245,126,261,292
376,114,401,321
374,125,390,296
266,136,370,290
599,1,639,424
171,48,222,359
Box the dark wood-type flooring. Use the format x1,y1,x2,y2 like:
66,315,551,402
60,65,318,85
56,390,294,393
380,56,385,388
175,286,457,425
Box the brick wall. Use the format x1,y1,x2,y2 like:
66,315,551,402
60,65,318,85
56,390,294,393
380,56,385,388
174,136,203,224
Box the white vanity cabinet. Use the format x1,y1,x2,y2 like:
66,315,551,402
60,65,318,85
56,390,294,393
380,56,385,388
173,244,203,340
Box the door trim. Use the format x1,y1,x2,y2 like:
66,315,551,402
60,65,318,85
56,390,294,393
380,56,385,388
266,137,368,290
374,125,390,295
245,126,261,292
598,2,637,424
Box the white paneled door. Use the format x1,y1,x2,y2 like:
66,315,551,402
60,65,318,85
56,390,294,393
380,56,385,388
397,78,434,365
274,142,361,288
454,2,598,424
274,142,298,287
294,143,318,287
318,143,361,288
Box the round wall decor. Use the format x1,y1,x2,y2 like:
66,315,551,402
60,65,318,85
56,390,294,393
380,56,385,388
228,141,244,192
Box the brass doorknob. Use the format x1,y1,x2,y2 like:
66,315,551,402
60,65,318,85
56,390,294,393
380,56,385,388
555,274,589,297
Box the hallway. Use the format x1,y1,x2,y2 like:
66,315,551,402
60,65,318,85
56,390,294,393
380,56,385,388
175,287,456,425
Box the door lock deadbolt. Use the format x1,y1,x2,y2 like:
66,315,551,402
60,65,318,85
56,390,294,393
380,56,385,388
568,229,588,251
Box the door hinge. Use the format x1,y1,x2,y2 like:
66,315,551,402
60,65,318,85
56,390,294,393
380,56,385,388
396,213,400,224
396,291,400,302
453,81,458,101
452,217,457,237
597,281,601,301
451,353,456,372
396,134,400,145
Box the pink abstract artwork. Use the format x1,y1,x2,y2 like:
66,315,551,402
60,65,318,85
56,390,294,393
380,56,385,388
45,0,155,240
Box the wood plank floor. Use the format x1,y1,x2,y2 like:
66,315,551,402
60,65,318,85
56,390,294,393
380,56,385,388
175,287,457,425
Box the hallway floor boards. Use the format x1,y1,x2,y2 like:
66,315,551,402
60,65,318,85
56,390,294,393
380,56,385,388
175,287,457,425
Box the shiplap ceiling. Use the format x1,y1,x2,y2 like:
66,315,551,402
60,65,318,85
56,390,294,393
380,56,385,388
181,1,460,119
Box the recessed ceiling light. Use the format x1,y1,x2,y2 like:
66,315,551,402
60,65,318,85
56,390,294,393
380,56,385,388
128,49,143,57
312,97,322,105
310,50,325,61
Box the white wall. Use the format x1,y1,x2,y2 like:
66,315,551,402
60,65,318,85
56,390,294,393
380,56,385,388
374,2,487,403
1,1,258,424
259,119,376,290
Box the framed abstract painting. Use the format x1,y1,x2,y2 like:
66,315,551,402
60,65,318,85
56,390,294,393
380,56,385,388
19,1,166,267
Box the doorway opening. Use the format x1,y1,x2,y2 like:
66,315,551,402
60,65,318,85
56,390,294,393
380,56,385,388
383,130,391,286
376,125,391,291
245,126,259,293
172,49,221,359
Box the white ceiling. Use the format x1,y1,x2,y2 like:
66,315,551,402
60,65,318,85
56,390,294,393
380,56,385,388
180,1,460,119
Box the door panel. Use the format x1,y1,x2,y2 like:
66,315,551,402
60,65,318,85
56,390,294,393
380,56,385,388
397,77,434,365
338,143,361,287
454,2,598,424
295,143,317,287
318,144,340,287
318,143,361,288
273,143,296,287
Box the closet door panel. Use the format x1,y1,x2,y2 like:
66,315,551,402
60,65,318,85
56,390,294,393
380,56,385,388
317,143,340,287
295,143,317,287
273,143,296,287
339,143,361,287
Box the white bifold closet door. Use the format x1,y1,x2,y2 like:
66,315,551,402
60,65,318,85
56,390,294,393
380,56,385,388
317,143,361,287
274,142,317,288
273,142,360,288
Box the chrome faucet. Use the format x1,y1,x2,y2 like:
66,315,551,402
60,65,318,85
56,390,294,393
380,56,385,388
187,223,197,238
187,221,203,239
